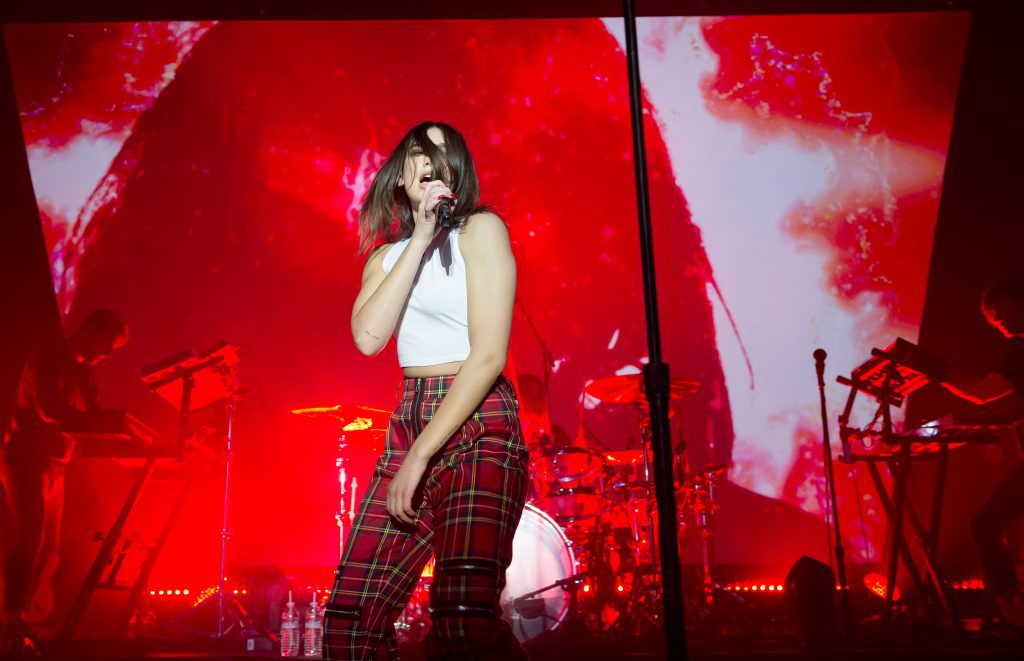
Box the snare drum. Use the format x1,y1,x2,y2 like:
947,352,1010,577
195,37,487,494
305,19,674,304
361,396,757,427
500,503,577,642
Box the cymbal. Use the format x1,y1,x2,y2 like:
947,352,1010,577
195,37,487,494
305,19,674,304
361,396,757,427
603,450,644,465
584,374,700,404
290,404,391,431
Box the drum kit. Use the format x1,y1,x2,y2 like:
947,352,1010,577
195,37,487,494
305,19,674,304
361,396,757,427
292,372,727,644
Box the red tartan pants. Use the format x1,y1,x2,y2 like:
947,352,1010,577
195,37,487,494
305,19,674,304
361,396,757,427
323,375,529,660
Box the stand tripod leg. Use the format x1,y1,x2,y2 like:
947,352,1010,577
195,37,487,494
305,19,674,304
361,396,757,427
902,455,960,630
869,458,959,628
883,441,912,627
113,478,193,637
217,399,237,639
867,463,924,585
60,457,156,640
701,528,713,605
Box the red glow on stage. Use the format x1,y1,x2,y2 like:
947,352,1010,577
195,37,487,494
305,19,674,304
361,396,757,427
724,581,784,593
2,12,968,603
864,572,901,601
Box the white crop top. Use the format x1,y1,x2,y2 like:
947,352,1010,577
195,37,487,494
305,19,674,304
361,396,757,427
381,229,471,367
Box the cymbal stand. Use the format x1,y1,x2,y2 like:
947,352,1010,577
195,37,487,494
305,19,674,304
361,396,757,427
638,410,659,573
335,433,359,557
630,409,666,629
689,468,721,606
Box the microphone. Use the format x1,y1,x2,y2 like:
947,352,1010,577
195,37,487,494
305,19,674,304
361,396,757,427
436,196,456,230
814,348,827,387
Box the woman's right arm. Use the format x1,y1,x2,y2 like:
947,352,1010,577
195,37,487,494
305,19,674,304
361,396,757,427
351,239,428,355
351,180,450,355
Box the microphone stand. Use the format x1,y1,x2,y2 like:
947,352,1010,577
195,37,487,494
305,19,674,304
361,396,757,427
622,1,686,658
815,349,851,642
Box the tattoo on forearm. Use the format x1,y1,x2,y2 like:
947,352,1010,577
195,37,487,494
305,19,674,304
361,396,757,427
428,426,460,454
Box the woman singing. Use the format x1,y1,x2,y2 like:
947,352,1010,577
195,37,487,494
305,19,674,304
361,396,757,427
323,122,528,659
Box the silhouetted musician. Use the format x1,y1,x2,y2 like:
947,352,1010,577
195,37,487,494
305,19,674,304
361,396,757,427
941,277,1024,631
1,310,128,654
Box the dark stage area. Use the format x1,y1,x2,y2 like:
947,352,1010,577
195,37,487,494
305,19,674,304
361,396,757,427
2,0,1023,658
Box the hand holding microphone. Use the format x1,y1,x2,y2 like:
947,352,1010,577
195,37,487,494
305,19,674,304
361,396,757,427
419,179,457,231
435,193,457,229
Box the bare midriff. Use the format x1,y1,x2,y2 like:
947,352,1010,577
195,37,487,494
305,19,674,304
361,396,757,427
402,360,464,379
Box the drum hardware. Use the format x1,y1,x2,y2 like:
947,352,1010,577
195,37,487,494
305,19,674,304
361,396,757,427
395,561,434,644
290,403,389,555
540,486,609,523
687,464,727,605
539,445,604,484
393,503,578,645
512,572,587,618
583,374,699,574
321,371,738,642
524,371,709,636
501,503,579,642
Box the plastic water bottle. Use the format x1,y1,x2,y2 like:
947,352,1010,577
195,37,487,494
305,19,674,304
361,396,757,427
302,594,323,658
280,591,300,657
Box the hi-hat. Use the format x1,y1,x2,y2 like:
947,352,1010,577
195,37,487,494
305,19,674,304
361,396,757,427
584,374,700,404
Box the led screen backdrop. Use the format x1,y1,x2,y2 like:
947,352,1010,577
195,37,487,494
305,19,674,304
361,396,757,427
5,14,968,578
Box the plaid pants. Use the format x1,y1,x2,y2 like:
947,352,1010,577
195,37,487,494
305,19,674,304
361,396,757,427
324,375,529,660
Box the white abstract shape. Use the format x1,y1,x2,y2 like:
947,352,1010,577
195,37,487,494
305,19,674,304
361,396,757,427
340,148,386,228
601,17,937,501
26,135,123,229
607,328,620,350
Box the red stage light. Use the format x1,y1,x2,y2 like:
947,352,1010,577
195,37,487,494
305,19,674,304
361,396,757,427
863,572,900,601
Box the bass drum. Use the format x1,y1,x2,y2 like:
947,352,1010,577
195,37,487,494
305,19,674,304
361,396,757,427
500,503,577,642
396,503,575,645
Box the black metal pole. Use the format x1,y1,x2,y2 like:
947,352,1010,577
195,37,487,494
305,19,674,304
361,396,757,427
621,2,686,658
814,350,851,642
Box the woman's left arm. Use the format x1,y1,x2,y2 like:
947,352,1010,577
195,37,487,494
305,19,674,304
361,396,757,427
386,212,516,523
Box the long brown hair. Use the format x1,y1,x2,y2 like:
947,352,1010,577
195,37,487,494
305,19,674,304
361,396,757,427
358,121,486,253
